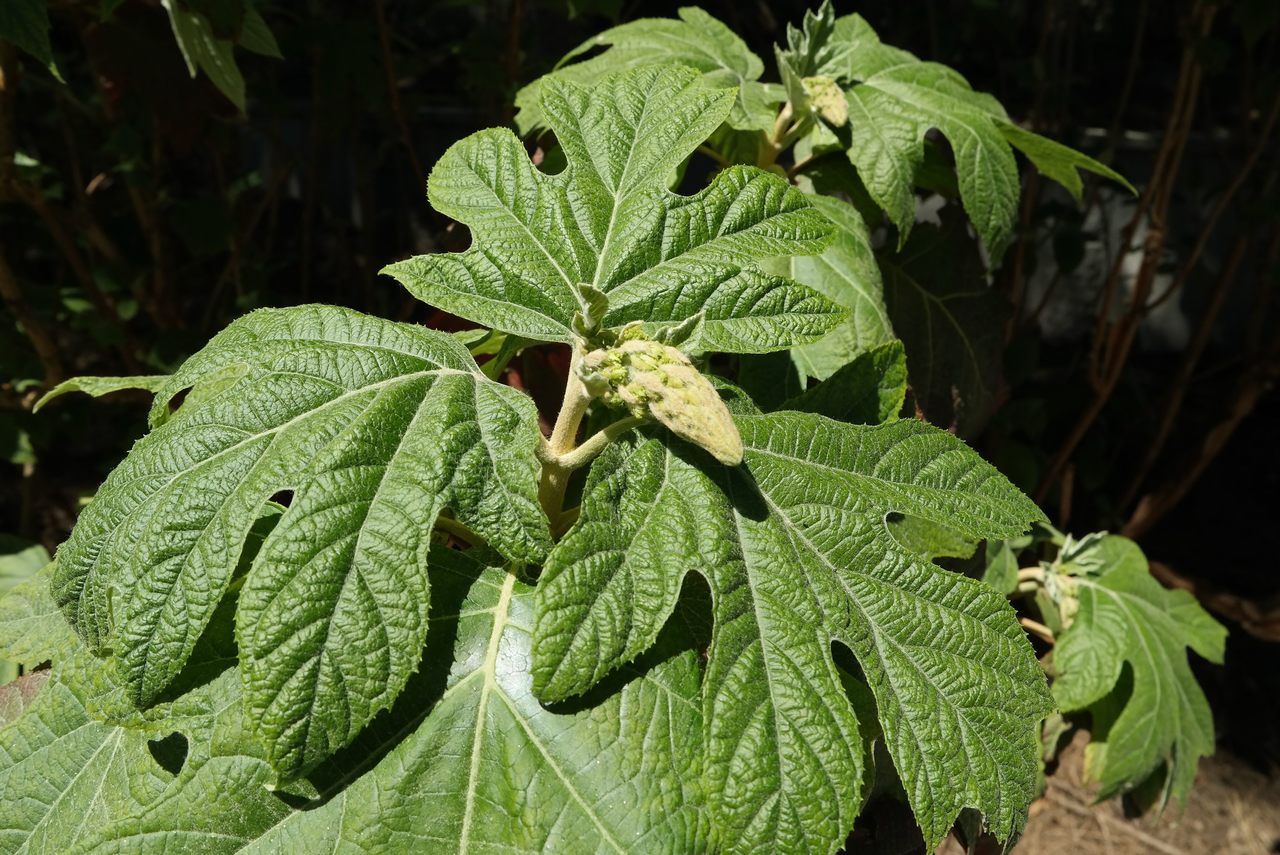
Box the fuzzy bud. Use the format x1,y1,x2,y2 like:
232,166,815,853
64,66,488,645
579,336,743,465
802,75,848,127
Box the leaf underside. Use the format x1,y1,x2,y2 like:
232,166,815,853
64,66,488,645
50,305,550,778
532,412,1052,851
387,65,844,354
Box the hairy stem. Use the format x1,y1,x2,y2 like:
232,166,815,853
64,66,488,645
537,348,591,523
536,348,644,530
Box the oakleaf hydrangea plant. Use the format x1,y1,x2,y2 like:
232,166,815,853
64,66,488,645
0,9,1224,855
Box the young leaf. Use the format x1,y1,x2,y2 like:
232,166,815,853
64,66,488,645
51,305,550,778
514,7,776,133
245,550,711,854
881,210,1007,437
1051,536,1226,806
387,65,844,354
533,413,1052,851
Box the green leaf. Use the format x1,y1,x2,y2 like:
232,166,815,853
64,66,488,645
161,0,246,110
0,540,52,682
820,14,1126,257
533,413,1051,851
781,338,906,425
34,375,168,412
0,0,62,79
886,513,978,561
514,7,773,133
245,550,711,854
389,65,843,354
981,539,1021,594
779,195,894,382
0,562,70,668
995,121,1135,198
237,7,281,59
881,210,1007,436
51,305,550,778
1050,535,1226,807
0,574,294,855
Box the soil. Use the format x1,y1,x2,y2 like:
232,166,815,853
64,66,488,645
937,731,1280,855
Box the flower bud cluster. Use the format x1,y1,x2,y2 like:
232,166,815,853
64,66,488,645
802,75,848,127
578,331,743,465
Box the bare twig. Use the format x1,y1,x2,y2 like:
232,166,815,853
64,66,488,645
1120,234,1251,509
1036,3,1216,504
1124,340,1280,539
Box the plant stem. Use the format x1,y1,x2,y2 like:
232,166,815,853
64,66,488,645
536,348,644,529
557,416,643,471
434,516,486,549
537,348,591,522
1019,617,1055,644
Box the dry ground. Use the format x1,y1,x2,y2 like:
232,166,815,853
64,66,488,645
937,731,1280,855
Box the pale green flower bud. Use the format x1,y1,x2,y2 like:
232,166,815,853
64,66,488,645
802,75,848,127
579,336,743,465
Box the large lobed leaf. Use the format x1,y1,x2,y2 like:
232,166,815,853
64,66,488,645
532,411,1053,852
1,551,710,854
51,304,550,779
520,4,1132,262
243,548,711,854
388,65,844,354
0,566,295,855
1051,536,1226,807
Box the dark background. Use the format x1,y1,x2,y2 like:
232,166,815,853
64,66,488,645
1,0,1277,809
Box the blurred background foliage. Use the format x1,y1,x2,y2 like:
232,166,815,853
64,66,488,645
0,0,1277,772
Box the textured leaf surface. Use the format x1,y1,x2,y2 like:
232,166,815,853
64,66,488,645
51,305,550,778
533,413,1051,851
247,549,710,854
0,541,51,683
881,212,1007,436
388,65,842,354
778,196,894,382
1051,536,1226,806
0,573,293,855
514,7,776,133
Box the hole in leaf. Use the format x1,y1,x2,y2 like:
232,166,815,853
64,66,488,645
166,386,192,414
268,489,294,508
147,732,189,775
